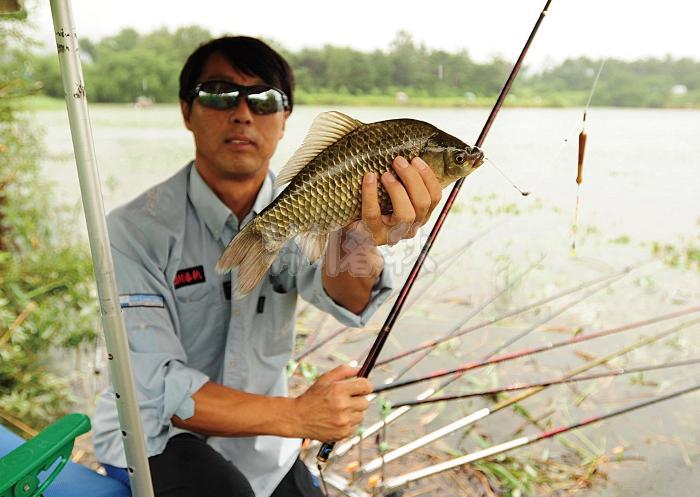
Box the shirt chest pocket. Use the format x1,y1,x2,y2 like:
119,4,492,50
178,297,230,370
251,288,297,358
173,272,230,357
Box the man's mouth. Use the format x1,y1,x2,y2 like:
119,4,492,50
225,135,255,146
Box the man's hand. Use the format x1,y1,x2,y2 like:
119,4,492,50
321,156,443,314
292,365,371,442
358,155,443,246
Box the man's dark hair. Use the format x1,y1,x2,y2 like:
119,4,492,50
179,36,294,111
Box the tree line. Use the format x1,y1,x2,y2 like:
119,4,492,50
27,26,700,108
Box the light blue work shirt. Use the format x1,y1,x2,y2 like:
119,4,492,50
93,162,392,497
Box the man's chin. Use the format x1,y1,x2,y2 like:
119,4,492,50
219,162,269,181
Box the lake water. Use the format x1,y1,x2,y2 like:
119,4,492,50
36,104,700,496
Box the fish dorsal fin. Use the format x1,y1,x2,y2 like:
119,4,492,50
274,111,364,188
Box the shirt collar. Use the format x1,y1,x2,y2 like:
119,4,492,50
188,162,274,240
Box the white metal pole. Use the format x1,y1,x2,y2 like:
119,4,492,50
48,1,154,496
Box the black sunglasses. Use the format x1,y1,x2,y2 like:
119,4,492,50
189,80,290,115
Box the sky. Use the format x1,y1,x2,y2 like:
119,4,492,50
29,0,700,68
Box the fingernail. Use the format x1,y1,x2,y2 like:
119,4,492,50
394,156,409,169
364,173,376,184
414,159,428,170
382,172,397,183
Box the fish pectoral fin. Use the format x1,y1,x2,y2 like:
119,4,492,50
274,111,365,188
217,223,281,298
296,231,329,264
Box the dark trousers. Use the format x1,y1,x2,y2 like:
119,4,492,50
104,434,325,497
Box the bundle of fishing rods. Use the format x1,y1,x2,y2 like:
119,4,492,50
302,0,700,495
300,247,700,495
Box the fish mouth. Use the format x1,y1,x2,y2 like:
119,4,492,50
468,146,485,167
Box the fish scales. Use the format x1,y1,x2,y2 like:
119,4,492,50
217,111,484,297
264,119,431,239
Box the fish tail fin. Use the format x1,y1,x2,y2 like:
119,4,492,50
216,223,281,298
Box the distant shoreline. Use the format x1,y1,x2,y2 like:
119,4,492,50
20,94,700,111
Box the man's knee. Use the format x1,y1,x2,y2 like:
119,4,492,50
149,434,254,497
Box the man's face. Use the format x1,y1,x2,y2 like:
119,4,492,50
181,51,289,183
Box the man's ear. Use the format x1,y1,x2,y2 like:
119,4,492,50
180,100,193,131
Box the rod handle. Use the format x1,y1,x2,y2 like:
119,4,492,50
317,442,335,463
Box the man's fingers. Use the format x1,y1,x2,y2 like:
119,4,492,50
360,173,383,241
381,171,414,235
411,157,443,215
391,156,432,224
316,364,359,385
343,377,372,397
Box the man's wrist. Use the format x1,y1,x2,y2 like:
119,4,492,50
277,395,306,438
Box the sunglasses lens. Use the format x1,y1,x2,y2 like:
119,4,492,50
247,89,285,115
196,81,240,110
198,91,239,109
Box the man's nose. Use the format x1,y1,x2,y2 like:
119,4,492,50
229,98,253,124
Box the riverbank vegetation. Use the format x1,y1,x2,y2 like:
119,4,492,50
26,27,700,108
1,11,98,433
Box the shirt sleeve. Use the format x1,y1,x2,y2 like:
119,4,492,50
109,245,209,454
270,241,393,327
300,256,393,327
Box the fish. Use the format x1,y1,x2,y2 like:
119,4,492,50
216,111,484,297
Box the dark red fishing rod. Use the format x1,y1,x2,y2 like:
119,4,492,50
317,0,555,464
372,304,700,394
392,356,700,408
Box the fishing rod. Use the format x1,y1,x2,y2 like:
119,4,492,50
375,264,635,367
354,316,700,477
475,269,625,362
372,304,700,394
383,254,545,382
318,0,553,466
382,380,700,492
392,356,700,408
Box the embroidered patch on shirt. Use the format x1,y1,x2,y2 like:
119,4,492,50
119,294,165,309
174,265,206,289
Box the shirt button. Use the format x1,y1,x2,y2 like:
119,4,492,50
228,360,236,368
232,308,240,317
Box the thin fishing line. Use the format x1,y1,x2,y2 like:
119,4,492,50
583,58,607,123
528,58,608,194
484,157,531,196
572,58,606,252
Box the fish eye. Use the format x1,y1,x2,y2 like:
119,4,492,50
454,153,466,165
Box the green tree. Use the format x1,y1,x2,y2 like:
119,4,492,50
26,25,700,107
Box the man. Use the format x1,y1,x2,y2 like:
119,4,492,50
93,36,443,497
